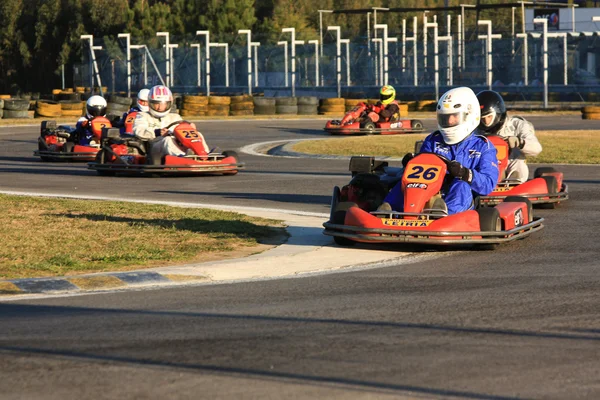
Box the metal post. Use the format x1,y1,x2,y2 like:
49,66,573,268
457,15,462,72
512,7,516,56
118,33,131,96
308,40,319,86
283,28,301,97
341,39,350,86
61,65,65,90
459,4,475,70
409,17,418,86
80,35,103,96
196,31,210,96
168,43,178,86
426,22,439,101
318,10,333,88
251,42,260,87
191,44,201,87
372,38,381,86
402,19,406,72
534,18,548,109
477,20,501,90
238,30,252,95
156,32,170,86
516,33,528,85
367,12,371,56
277,41,289,87
375,24,389,85
423,13,428,72
210,43,229,87
327,26,342,98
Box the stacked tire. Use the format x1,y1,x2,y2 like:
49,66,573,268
297,96,319,115
230,95,254,116
3,98,31,119
106,95,132,121
417,100,437,111
319,98,345,116
35,100,62,118
180,95,208,117
345,98,368,112
581,106,600,120
276,97,298,115
207,96,230,117
253,97,276,115
60,100,85,118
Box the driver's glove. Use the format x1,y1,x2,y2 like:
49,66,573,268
448,161,473,184
401,153,414,167
507,136,525,149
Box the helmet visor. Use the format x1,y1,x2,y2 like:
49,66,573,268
380,92,394,102
87,105,106,118
438,111,466,128
480,109,496,127
149,100,172,113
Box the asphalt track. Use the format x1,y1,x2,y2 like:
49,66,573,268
0,115,599,399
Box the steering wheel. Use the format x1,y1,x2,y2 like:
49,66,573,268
419,151,452,166
164,120,192,130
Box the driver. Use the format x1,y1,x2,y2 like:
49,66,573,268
364,85,400,123
132,85,210,162
476,90,542,183
73,95,107,146
380,86,499,215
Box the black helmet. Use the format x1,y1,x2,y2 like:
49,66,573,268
476,90,507,134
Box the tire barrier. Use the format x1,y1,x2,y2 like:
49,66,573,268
230,94,254,116
4,99,30,111
581,106,600,120
3,109,31,119
207,96,231,117
181,95,208,116
35,100,62,118
276,97,298,115
319,98,345,115
297,96,318,115
417,100,437,111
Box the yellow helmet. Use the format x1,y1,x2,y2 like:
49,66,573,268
380,85,396,105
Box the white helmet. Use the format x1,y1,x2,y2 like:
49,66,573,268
148,85,173,118
86,95,107,118
136,88,150,112
436,87,480,145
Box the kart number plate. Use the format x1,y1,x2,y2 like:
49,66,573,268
405,164,442,183
382,218,433,227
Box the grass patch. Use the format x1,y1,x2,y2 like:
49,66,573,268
0,195,286,280
292,130,600,164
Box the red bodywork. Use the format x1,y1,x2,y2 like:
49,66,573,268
479,135,568,206
323,153,544,247
122,111,138,135
35,116,111,162
324,103,424,135
89,121,244,176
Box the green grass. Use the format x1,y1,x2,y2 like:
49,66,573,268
292,130,600,164
0,195,286,279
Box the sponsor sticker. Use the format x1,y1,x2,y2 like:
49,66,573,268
382,218,433,227
514,208,524,226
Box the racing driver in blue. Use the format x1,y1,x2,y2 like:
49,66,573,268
381,86,499,215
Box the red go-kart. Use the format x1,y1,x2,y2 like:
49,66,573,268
34,117,111,162
87,121,244,176
323,154,544,248
478,135,568,208
324,102,424,135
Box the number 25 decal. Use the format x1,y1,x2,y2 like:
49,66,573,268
182,130,199,138
406,165,440,181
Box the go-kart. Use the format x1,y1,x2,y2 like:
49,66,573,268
34,117,111,162
323,154,544,248
324,102,425,135
87,121,244,176
477,135,568,209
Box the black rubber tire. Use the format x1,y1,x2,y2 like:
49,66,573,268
3,99,30,111
108,95,133,107
477,207,502,232
276,105,298,115
537,176,559,209
63,142,74,153
503,196,533,223
3,109,30,118
534,166,558,178
297,105,318,115
94,151,115,176
275,97,298,106
253,97,276,107
38,141,50,162
297,96,319,106
362,121,376,135
477,207,501,250
331,208,356,247
253,105,276,115
412,120,424,130
222,150,239,161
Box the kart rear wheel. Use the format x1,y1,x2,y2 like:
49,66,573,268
63,142,74,153
331,202,357,247
503,196,533,223
412,120,424,130
537,175,559,209
533,166,557,178
94,151,115,176
362,121,376,135
222,150,239,175
37,142,50,162
477,207,501,250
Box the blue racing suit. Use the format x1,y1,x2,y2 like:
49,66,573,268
384,130,499,214
74,117,96,146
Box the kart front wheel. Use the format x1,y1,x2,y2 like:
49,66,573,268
63,142,74,153
477,207,501,250
331,202,357,247
362,121,376,135
412,120,424,130
222,150,239,175
534,166,557,178
537,175,559,209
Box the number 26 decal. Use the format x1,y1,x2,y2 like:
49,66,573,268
406,165,440,181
